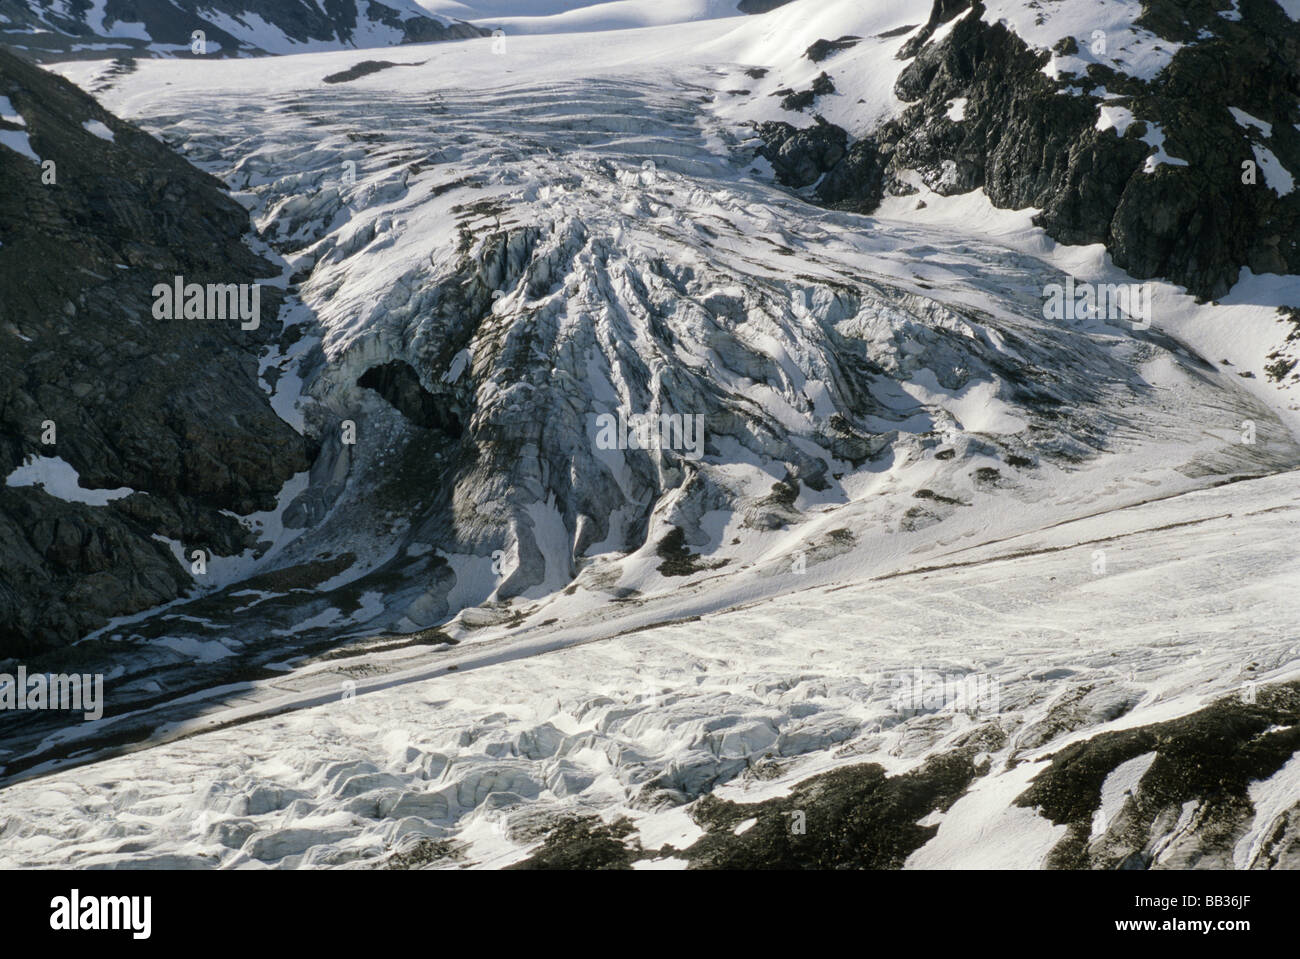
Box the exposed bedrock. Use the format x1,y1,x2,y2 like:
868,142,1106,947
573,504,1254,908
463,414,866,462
0,49,311,652
756,0,1300,300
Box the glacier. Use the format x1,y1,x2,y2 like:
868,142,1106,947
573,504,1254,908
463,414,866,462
1,1,1298,870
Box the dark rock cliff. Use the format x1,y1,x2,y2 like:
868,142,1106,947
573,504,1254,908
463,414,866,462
757,0,1300,301
0,48,311,652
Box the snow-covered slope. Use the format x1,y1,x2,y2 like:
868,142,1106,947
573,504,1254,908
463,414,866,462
2,0,1298,869
426,0,767,35
0,0,487,59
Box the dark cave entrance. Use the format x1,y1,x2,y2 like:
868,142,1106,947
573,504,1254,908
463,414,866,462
357,361,463,436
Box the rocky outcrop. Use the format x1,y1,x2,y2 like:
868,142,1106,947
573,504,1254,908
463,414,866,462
1017,680,1300,869
761,0,1300,301
737,0,800,13
754,116,847,187
0,48,311,651
805,37,860,64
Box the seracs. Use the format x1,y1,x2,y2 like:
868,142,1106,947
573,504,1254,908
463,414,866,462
594,411,705,460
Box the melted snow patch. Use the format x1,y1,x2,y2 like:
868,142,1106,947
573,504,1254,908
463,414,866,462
5,456,135,506
351,591,387,623
1095,104,1135,135
1252,144,1295,196
0,95,24,125
1229,107,1273,139
905,758,1068,869
0,128,39,164
1140,123,1189,173
155,636,237,662
82,119,115,142
1092,750,1156,838
82,0,152,38
1234,748,1300,868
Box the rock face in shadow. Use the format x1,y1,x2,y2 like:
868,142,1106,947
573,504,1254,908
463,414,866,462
0,48,311,652
754,117,847,188
737,0,800,13
357,361,463,435
759,0,1300,301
